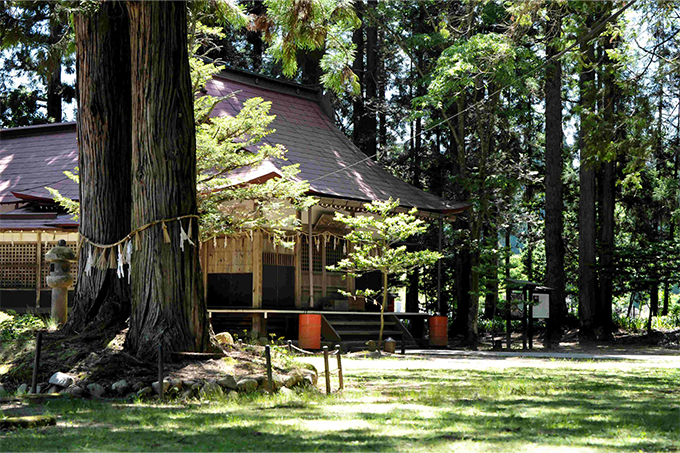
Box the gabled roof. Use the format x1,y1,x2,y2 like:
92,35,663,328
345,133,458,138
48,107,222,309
0,122,79,205
209,68,467,214
0,68,467,230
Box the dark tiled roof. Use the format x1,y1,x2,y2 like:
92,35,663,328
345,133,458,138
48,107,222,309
0,68,466,231
210,70,467,213
0,207,77,230
0,122,79,204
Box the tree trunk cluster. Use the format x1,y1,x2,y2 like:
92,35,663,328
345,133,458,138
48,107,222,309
70,1,208,358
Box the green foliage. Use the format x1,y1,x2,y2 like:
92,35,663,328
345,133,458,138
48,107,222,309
328,198,442,279
261,0,360,94
0,311,45,342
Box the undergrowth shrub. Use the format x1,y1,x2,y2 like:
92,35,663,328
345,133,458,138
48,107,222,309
0,311,46,342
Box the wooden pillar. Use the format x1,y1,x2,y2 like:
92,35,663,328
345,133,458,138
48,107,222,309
35,232,42,309
437,217,443,315
295,213,302,308
321,234,327,298
347,212,355,295
252,231,263,336
308,206,314,308
201,240,209,302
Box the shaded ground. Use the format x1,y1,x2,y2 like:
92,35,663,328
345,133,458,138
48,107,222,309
1,355,678,452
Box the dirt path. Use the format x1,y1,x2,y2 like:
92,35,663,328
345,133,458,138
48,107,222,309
299,349,680,373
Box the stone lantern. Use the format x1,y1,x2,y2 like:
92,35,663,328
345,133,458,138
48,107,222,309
45,239,76,326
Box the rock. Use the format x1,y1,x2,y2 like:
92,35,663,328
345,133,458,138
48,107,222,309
301,369,318,386
279,387,294,396
284,374,301,389
191,382,202,392
169,378,182,391
137,387,153,398
226,390,238,400
27,385,41,395
215,332,234,346
183,380,196,388
217,375,237,390
132,382,145,392
152,380,171,395
302,375,315,387
198,381,224,400
48,372,74,388
111,380,130,395
236,378,258,393
47,385,60,394
261,374,284,391
180,389,194,400
65,385,84,397
16,383,28,395
87,383,105,398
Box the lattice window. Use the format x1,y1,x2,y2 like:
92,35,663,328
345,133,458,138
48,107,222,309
300,236,322,272
0,243,37,288
263,252,295,267
325,238,347,270
300,236,346,272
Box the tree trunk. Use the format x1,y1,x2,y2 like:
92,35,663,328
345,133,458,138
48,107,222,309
544,4,567,335
46,6,62,122
364,0,378,157
578,25,598,338
68,1,132,334
352,1,366,153
126,1,209,358
598,23,617,336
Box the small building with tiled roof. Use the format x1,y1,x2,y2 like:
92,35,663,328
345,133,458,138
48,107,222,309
1,68,467,347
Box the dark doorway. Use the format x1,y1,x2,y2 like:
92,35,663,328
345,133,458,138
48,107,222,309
207,273,253,308
262,265,295,308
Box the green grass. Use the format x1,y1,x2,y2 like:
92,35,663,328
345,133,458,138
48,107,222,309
1,361,679,452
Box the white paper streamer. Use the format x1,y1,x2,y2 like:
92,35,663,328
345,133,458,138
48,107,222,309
84,245,94,277
116,244,125,279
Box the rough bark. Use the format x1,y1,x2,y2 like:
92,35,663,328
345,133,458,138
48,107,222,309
578,25,598,338
544,5,567,334
46,6,62,122
364,0,378,157
68,1,132,334
598,31,616,335
351,1,366,153
126,1,209,358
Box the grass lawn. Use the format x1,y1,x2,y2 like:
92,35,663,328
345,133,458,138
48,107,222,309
1,357,679,452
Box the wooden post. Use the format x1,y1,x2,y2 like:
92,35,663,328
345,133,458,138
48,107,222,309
335,344,343,390
31,330,43,394
528,302,534,350
522,289,528,350
323,345,331,395
158,343,164,401
35,232,42,309
437,217,443,315
252,231,263,336
321,235,327,298
287,339,292,354
506,296,512,350
265,345,273,393
308,206,314,308
201,239,209,302
401,332,406,355
295,211,302,308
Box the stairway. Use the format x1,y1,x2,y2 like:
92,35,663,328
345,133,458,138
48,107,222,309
321,314,423,352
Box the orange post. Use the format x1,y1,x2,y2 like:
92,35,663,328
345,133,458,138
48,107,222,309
429,316,448,347
299,314,322,350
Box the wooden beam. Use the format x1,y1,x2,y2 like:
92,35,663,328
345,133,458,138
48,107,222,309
308,206,314,308
321,234,327,298
35,232,42,309
295,212,302,308
201,240,209,302
252,231,263,309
